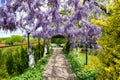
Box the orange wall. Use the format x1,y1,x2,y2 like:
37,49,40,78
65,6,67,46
0,43,6,47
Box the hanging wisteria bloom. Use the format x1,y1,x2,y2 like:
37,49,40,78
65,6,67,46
0,0,103,50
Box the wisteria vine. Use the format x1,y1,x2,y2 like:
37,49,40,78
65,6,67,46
0,0,103,50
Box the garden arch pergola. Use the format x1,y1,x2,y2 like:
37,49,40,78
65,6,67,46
0,0,103,66
51,35,65,47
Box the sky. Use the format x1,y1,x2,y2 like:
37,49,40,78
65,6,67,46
0,0,23,38
0,29,23,38
0,0,67,38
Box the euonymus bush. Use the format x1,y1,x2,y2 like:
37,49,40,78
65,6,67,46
91,0,120,79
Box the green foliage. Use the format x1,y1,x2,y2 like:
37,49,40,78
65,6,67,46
4,35,22,45
60,9,70,16
20,47,29,70
0,38,2,42
0,48,10,80
47,43,50,54
0,37,8,43
75,21,82,28
0,40,51,79
24,37,38,42
5,38,12,45
32,44,40,62
0,37,52,80
28,37,38,42
51,38,65,45
91,0,120,79
63,36,71,54
6,43,47,77
66,53,100,80
63,40,71,54
6,46,29,77
32,43,45,62
51,35,65,46
10,35,23,44
11,55,50,80
0,47,14,80
0,49,5,66
40,44,45,57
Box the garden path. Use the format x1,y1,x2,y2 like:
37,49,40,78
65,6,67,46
43,48,75,80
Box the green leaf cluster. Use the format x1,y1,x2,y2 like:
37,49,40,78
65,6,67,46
66,53,99,80
11,55,50,80
0,42,48,80
6,46,29,77
93,0,120,79
4,35,22,45
51,35,65,46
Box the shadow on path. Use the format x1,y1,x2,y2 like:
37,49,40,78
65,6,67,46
43,48,75,80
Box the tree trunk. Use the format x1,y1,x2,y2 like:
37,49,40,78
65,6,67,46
43,39,47,56
28,33,35,68
65,35,71,53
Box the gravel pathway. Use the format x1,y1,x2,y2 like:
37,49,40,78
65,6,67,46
43,48,75,80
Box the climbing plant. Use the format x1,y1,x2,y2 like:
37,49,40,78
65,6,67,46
0,0,104,67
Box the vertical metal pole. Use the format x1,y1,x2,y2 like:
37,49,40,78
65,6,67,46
27,32,30,67
38,38,40,59
86,43,88,65
28,33,30,49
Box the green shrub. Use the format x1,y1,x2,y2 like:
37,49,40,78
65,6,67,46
0,49,2,66
40,44,45,57
6,46,29,77
6,53,15,76
66,53,99,80
10,35,23,44
0,41,49,79
0,48,10,80
91,1,120,79
51,35,65,46
20,46,29,71
32,44,41,62
5,35,23,45
0,38,2,42
32,43,46,62
11,54,51,80
5,39,12,45
5,42,50,78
